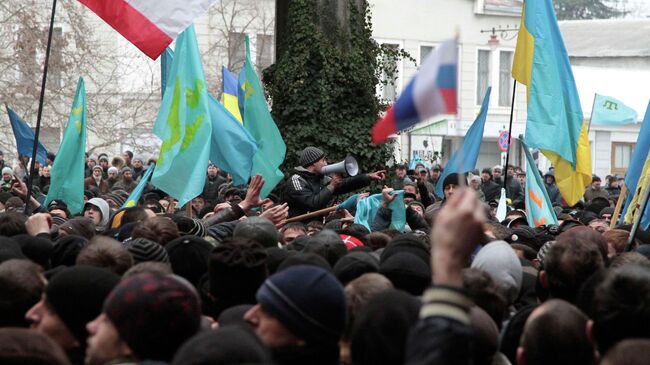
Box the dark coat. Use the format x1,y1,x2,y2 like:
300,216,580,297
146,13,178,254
84,176,109,194
283,167,371,217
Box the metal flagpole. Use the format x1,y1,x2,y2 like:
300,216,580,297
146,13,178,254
502,79,518,191
25,0,58,215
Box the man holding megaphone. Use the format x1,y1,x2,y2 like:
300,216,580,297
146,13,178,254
284,146,386,217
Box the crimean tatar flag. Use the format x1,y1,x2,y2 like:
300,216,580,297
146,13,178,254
152,25,212,207
591,94,638,126
78,0,217,59
520,138,558,227
241,36,286,198
222,66,243,123
512,0,591,206
372,38,457,144
45,78,87,214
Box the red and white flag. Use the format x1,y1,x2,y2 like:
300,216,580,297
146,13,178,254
78,0,217,59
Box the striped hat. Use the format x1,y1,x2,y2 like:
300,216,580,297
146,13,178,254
126,238,170,264
299,147,325,167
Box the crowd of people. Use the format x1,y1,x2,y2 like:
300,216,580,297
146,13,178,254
0,145,648,365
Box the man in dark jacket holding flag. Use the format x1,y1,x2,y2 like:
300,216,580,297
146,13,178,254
283,146,385,218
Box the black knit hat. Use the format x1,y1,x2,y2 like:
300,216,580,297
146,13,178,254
299,146,325,167
256,265,346,345
333,251,379,285
171,326,271,365
13,234,53,269
50,235,88,267
171,216,207,237
442,172,461,189
0,237,26,264
165,236,213,287
379,252,431,295
104,272,201,362
126,237,170,264
46,266,120,343
208,239,268,304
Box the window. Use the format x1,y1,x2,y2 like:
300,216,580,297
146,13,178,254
228,32,246,73
499,51,513,106
611,142,635,177
380,43,399,102
419,45,434,65
256,34,274,74
477,50,490,104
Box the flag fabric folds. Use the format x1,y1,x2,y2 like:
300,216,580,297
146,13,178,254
591,94,638,125
519,138,558,227
623,153,650,226
78,0,217,59
123,164,155,208
620,101,650,226
6,105,48,165
352,191,406,232
512,0,591,206
372,38,457,144
208,94,258,186
222,66,243,123
152,25,212,207
45,78,87,214
241,36,286,198
435,87,491,198
161,48,174,97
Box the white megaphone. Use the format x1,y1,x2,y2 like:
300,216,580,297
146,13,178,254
321,155,359,176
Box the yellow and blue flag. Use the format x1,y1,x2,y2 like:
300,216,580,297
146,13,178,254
152,25,212,207
6,105,48,165
241,35,286,198
45,77,87,214
620,101,650,226
520,138,558,227
591,94,638,126
435,87,491,198
123,164,155,208
512,0,591,206
221,66,243,123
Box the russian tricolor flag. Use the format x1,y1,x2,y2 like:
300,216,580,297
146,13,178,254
78,0,217,60
372,38,458,144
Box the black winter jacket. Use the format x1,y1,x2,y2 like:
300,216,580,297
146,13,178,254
283,167,371,217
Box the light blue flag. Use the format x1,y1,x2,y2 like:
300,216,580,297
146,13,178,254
207,94,258,185
123,164,155,208
161,48,174,97
353,191,406,232
520,138,558,227
6,105,48,165
45,77,87,214
336,193,360,211
409,154,431,171
152,25,212,207
620,101,650,225
435,87,491,198
591,94,638,125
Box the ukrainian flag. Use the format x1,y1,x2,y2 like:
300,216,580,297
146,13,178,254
512,0,591,206
222,66,243,123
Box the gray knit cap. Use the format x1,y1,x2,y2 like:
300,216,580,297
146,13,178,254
299,147,325,167
126,238,170,264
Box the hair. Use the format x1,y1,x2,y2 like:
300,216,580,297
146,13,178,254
0,212,27,237
593,264,650,353
521,299,594,365
343,273,393,340
76,236,133,275
463,268,508,330
603,229,632,256
306,220,323,234
510,244,537,261
609,252,650,269
0,259,44,327
543,235,605,303
592,175,601,183
483,222,512,241
601,339,650,365
279,222,307,244
132,216,180,247
366,232,391,251
121,206,151,226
